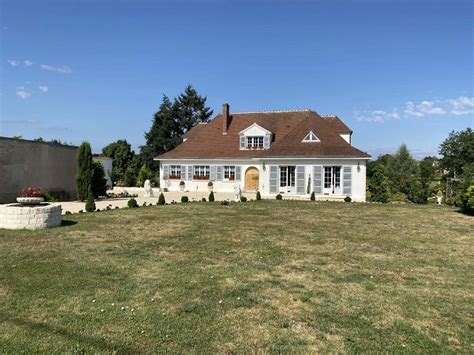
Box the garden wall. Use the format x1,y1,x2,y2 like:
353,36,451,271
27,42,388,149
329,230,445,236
0,137,78,203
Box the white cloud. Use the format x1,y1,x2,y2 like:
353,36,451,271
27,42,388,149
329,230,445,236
404,101,424,118
40,64,72,74
354,109,400,123
24,60,33,66
446,96,474,116
38,85,49,92
404,100,446,117
8,59,20,66
16,87,30,99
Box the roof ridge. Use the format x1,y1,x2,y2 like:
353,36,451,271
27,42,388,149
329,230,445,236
320,114,338,118
232,109,313,115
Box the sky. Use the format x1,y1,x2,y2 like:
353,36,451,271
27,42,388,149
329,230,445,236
1,0,472,158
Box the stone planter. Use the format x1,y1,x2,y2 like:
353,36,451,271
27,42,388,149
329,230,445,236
16,197,44,205
0,203,62,230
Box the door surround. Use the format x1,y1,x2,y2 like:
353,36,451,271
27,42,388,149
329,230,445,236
245,166,259,191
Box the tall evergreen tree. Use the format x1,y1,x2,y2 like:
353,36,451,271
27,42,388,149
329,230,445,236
175,85,213,134
386,144,418,198
76,142,93,201
91,161,108,198
369,165,391,203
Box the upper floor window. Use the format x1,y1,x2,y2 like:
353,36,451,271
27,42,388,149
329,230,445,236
247,136,264,149
170,165,181,179
193,165,210,180
302,131,320,143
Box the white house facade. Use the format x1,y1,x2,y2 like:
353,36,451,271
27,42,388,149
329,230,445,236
156,104,370,202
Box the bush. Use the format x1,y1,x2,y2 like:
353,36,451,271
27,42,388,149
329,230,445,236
181,196,189,203
276,194,282,200
240,196,247,202
310,191,315,201
208,181,213,187
344,196,352,203
157,193,165,205
65,211,71,215
92,161,108,198
40,190,57,202
85,191,96,212
209,191,215,202
127,198,138,208
201,197,207,202
461,181,474,214
142,202,147,207
256,191,261,200
221,200,229,206
123,166,136,187
390,192,407,203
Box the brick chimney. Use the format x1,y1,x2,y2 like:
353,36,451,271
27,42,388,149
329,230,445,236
222,103,230,135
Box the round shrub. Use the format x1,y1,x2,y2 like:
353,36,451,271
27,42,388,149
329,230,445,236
310,191,315,201
201,197,207,202
181,196,189,203
344,196,352,203
157,193,166,205
256,191,261,200
240,196,247,202
276,194,283,200
209,191,215,202
221,200,229,206
127,198,138,208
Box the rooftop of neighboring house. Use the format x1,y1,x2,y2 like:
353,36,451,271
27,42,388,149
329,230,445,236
157,104,370,160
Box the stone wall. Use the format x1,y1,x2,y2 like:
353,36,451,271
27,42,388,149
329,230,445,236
0,137,78,203
0,203,62,229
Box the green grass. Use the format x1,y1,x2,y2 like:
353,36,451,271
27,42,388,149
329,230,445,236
0,201,472,353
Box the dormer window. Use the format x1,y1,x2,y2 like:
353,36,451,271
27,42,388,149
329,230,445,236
302,131,320,143
247,136,264,149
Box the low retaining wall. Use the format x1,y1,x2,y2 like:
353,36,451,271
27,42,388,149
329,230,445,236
0,203,62,230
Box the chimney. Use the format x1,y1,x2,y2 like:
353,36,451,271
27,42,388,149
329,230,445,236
222,103,230,135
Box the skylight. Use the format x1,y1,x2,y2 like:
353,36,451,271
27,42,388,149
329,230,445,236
302,131,320,142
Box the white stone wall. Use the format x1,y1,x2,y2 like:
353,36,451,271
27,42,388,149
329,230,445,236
158,158,368,202
0,203,62,230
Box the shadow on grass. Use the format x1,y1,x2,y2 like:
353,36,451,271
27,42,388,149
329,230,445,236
60,220,78,227
2,312,139,352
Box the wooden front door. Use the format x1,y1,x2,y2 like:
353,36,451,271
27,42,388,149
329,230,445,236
245,167,259,191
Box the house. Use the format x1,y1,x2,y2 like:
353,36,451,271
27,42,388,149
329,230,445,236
156,104,370,201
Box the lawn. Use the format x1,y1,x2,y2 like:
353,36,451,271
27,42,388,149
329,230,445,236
0,201,472,353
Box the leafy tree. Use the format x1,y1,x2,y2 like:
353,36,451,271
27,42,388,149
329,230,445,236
386,144,418,201
76,142,93,201
136,164,155,187
92,161,107,198
102,139,135,184
123,166,136,187
439,128,474,178
418,156,438,203
85,190,96,212
369,165,390,203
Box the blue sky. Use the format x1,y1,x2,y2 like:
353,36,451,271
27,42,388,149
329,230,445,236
1,0,472,158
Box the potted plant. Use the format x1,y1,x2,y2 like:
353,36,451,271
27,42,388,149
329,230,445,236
179,180,185,191
17,187,44,205
208,181,214,191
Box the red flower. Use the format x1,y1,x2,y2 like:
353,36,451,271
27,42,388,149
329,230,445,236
21,187,42,197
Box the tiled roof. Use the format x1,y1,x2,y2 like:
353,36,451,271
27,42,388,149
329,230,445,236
157,109,370,159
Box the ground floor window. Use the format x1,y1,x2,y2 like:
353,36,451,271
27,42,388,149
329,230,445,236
324,166,341,194
193,166,210,180
224,166,235,181
279,166,295,191
169,165,181,179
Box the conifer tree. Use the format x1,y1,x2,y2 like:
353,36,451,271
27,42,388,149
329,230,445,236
76,142,93,201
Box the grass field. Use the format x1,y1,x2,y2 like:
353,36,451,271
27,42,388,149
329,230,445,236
0,201,472,353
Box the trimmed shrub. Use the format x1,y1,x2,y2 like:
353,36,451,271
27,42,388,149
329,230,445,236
76,142,93,201
221,200,229,206
256,191,261,200
92,161,107,198
181,196,189,203
157,193,166,205
201,197,207,202
310,191,315,201
142,202,147,207
40,190,57,202
209,191,215,202
65,211,71,215
85,191,96,212
276,194,283,200
344,196,352,203
127,198,138,208
390,192,407,203
240,196,247,202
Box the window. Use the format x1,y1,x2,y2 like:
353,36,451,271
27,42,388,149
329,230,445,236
324,167,332,188
193,166,210,180
169,165,181,179
247,136,264,148
224,166,235,181
302,131,320,142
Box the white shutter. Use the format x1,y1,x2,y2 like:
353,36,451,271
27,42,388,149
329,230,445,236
240,135,246,149
235,166,241,181
210,166,217,181
313,166,322,195
269,165,278,194
163,165,169,179
216,166,223,181
343,166,352,195
296,166,305,195
263,134,271,149
180,165,186,180
187,166,193,181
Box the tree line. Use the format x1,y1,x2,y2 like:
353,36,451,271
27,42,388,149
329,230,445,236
367,128,473,214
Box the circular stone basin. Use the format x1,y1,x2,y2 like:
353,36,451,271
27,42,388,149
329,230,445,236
0,203,62,230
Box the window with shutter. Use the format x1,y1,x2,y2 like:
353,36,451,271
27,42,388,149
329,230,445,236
163,165,169,179
269,165,278,194
296,166,305,195
181,165,186,180
216,166,223,181
235,166,241,181
240,135,246,149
